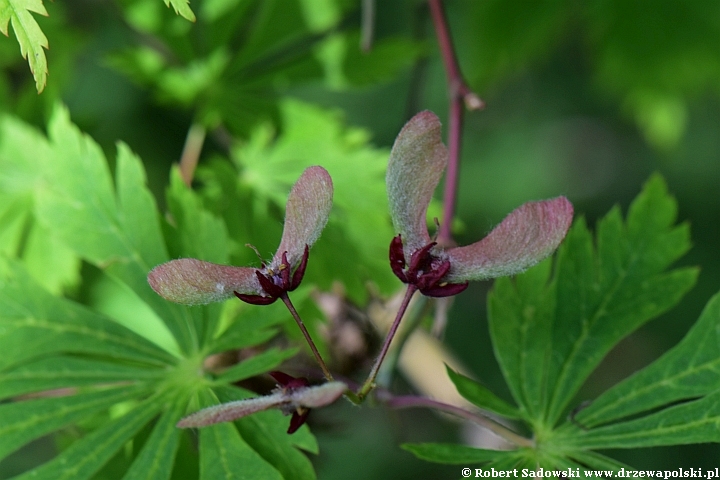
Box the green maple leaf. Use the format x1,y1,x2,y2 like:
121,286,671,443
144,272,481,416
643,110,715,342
0,106,320,479
0,0,48,92
163,0,195,22
405,174,707,469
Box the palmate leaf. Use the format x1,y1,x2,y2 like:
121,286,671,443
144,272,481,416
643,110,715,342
490,174,697,427
34,105,197,355
11,392,169,480
0,115,80,294
548,291,720,450
0,108,319,479
406,175,703,469
0,0,48,92
0,258,178,372
573,291,720,429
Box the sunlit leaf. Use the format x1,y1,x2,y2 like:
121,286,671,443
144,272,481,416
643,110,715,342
0,0,48,92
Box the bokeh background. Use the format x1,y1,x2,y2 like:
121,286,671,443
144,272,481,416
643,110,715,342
1,0,719,477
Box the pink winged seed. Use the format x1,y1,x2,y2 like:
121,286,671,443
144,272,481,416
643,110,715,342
147,258,262,305
386,111,447,255
444,196,574,282
274,166,333,268
176,382,347,428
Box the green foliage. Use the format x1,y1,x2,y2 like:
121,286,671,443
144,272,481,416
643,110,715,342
199,99,397,303
0,0,48,92
406,175,706,469
0,106,320,479
0,115,80,294
2,1,720,476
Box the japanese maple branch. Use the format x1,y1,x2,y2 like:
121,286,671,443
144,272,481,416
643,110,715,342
427,0,484,246
358,284,418,400
280,293,334,382
378,391,534,448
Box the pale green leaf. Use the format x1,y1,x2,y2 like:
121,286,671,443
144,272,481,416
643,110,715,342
34,105,196,354
215,348,299,384
0,356,163,400
197,390,283,480
163,0,196,22
11,392,166,480
226,99,396,301
0,259,178,371
216,386,318,479
0,115,80,294
0,0,48,92
122,396,188,480
0,385,148,462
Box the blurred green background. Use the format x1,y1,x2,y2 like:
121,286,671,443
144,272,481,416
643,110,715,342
1,0,719,477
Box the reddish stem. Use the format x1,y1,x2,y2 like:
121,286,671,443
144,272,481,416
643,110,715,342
280,293,334,381
378,392,533,447
358,285,418,400
427,0,484,246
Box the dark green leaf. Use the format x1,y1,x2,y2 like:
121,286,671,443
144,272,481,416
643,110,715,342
566,450,632,472
487,258,556,420
489,174,697,428
208,302,287,355
575,291,720,428
565,388,720,449
446,366,521,419
544,175,697,424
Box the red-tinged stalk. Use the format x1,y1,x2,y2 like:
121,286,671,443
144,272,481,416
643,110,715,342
358,284,418,400
377,391,534,448
280,292,334,382
427,0,484,247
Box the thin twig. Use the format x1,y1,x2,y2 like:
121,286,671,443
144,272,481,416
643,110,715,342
378,391,534,448
280,293,334,381
376,294,429,387
358,285,418,400
427,0,484,247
